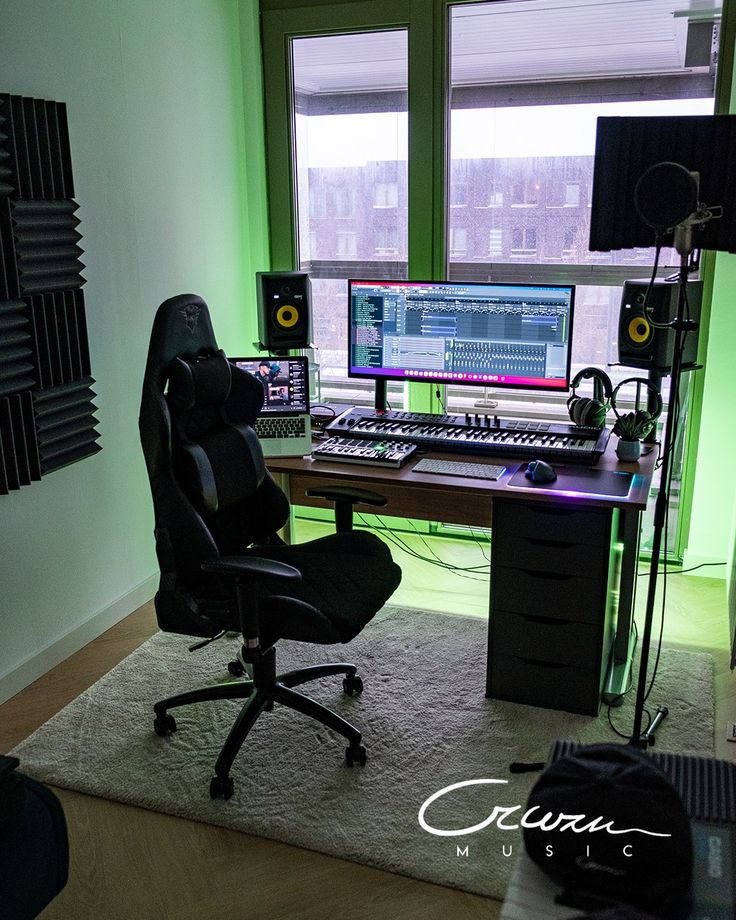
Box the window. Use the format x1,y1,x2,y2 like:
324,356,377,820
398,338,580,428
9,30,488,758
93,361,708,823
445,0,718,555
510,227,536,253
547,181,580,207
450,182,468,206
262,0,723,554
375,226,399,253
287,28,409,398
265,0,718,390
374,182,399,208
488,180,503,207
448,0,715,397
449,226,467,255
309,185,327,218
489,228,503,255
511,177,540,206
334,187,355,218
336,232,357,257
473,177,504,207
564,183,580,207
562,227,577,254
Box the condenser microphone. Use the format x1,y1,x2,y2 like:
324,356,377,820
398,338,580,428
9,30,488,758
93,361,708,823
672,170,703,255
634,161,699,235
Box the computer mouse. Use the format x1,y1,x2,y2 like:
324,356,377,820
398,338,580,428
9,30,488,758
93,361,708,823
525,459,557,484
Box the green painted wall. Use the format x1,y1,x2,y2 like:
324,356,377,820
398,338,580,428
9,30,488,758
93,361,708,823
686,256,736,568
0,0,268,699
685,31,736,572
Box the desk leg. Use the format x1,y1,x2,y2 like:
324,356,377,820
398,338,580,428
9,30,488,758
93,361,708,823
602,508,641,706
272,472,294,545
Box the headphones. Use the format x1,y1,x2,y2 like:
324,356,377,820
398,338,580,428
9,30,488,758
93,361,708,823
610,377,663,437
567,367,614,429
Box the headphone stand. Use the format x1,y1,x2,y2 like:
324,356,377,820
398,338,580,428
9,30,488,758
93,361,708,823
644,369,662,445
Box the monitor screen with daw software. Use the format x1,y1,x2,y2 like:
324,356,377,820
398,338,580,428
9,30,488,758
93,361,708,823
348,279,575,392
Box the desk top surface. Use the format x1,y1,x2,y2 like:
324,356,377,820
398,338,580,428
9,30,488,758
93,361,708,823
267,436,657,511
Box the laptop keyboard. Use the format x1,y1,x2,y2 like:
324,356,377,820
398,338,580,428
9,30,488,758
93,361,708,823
255,416,307,439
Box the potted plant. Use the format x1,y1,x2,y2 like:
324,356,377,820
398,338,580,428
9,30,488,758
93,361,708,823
612,409,656,461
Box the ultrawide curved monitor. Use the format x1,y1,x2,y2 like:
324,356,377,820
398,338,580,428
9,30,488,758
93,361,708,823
348,279,575,392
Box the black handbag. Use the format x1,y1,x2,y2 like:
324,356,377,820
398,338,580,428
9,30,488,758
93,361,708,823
0,755,69,919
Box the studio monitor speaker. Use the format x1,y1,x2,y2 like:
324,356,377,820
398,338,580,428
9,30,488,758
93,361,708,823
256,271,312,350
618,279,702,374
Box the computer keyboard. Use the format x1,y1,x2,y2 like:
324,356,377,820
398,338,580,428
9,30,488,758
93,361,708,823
255,417,306,439
412,458,507,480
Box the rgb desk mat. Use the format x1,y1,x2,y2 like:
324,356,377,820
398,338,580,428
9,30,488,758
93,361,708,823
507,465,633,497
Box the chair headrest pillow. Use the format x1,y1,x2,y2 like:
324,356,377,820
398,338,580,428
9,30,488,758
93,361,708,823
167,350,232,410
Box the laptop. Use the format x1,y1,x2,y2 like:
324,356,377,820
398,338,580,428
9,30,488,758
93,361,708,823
230,356,312,457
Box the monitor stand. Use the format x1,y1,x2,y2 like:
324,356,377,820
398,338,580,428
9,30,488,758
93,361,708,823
374,378,387,413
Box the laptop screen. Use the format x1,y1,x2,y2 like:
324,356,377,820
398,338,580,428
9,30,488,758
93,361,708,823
230,356,309,415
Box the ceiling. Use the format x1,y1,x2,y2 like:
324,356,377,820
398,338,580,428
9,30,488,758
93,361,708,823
291,0,721,94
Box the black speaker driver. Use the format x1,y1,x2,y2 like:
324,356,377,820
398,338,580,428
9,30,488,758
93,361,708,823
634,161,698,232
274,303,300,328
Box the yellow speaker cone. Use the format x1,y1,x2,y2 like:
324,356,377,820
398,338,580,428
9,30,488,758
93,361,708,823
628,316,650,344
275,304,299,328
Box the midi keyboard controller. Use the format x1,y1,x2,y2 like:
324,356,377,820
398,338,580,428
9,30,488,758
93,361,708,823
326,408,610,465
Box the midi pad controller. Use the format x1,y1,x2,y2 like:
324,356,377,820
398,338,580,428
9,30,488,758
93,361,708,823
312,436,417,468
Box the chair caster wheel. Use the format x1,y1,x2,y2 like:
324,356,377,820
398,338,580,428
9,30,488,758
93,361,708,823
343,674,364,696
210,774,234,800
227,659,245,677
345,744,367,767
153,713,177,736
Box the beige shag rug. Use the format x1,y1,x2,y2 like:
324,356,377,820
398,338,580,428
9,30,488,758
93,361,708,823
11,606,714,899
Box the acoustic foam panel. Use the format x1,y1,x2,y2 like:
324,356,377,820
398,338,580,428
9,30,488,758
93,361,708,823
0,299,35,396
0,91,98,495
33,377,101,475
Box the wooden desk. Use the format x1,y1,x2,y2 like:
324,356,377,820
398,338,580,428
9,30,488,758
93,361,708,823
268,442,656,716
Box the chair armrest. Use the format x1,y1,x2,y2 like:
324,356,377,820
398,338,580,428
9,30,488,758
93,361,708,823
201,556,301,657
306,485,387,507
201,556,301,581
306,486,388,533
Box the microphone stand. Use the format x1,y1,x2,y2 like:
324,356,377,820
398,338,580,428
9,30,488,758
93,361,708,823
629,222,699,748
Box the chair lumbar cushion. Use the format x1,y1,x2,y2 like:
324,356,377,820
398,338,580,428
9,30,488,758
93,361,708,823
174,424,265,515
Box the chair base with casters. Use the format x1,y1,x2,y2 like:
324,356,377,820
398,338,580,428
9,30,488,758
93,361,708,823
153,645,366,800
150,491,386,800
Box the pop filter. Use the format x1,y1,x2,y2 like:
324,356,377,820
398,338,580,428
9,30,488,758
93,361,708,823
634,162,698,232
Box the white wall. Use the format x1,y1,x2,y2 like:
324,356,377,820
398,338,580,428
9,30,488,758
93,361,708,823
0,0,268,701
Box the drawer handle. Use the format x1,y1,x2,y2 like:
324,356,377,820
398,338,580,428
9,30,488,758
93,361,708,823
516,505,594,519
520,570,575,581
518,657,566,669
518,614,573,627
525,538,576,548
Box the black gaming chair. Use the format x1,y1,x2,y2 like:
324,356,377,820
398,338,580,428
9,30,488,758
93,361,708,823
139,294,402,798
